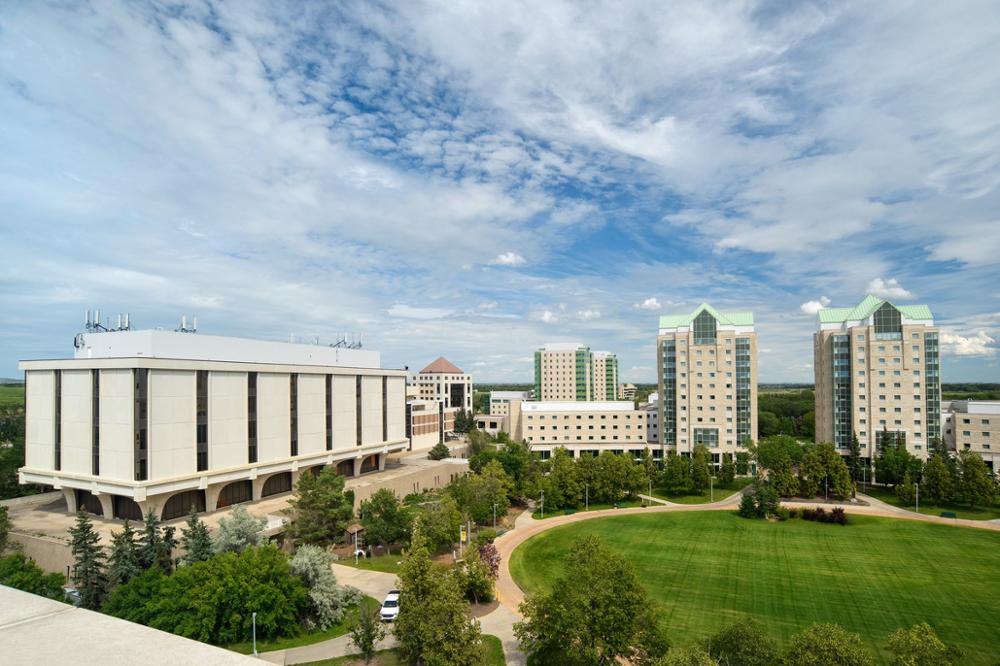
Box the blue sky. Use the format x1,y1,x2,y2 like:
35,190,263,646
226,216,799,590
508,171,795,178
1,1,999,382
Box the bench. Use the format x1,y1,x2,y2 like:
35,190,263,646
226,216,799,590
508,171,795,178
940,511,957,519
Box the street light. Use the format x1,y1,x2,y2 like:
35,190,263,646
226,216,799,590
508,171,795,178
540,490,545,519
585,483,589,511
710,476,713,503
915,482,920,513
252,611,258,657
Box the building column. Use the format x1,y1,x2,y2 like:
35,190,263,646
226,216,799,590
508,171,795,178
137,495,166,520
205,483,223,512
353,457,363,476
251,476,267,501
61,487,78,515
291,470,302,488
377,453,386,471
96,493,114,519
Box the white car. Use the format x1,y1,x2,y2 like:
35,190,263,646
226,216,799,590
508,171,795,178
380,590,400,622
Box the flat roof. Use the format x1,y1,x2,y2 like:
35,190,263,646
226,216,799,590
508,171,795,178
521,400,637,412
539,342,586,351
0,585,258,665
490,390,531,399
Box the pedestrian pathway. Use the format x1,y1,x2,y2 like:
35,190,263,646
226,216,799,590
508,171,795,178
638,493,674,506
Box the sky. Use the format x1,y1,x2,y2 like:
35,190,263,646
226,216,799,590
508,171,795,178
1,1,999,383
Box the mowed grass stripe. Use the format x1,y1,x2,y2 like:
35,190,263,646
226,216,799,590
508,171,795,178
509,511,1000,665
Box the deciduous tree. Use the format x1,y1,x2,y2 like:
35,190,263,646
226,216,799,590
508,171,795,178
921,454,953,506
543,447,582,509
691,445,711,494
349,604,385,664
783,623,875,666
290,544,362,629
0,552,65,600
958,451,997,510
213,504,266,554
718,453,736,486
707,617,779,666
886,622,961,666
360,488,412,552
419,495,461,552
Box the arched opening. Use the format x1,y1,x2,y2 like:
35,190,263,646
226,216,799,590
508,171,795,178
360,454,379,474
75,489,103,516
113,495,142,521
307,464,325,477
336,459,355,477
216,480,252,509
161,489,206,521
261,472,292,497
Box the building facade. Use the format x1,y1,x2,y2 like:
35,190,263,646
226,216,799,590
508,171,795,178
943,400,1000,474
617,383,637,400
591,352,619,400
510,400,649,459
489,390,531,416
813,295,940,461
19,330,409,520
656,304,757,461
411,357,472,412
534,343,593,401
405,399,447,451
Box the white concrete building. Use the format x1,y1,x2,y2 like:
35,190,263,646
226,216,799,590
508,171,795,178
19,330,408,520
512,400,649,459
411,357,473,412
489,390,531,416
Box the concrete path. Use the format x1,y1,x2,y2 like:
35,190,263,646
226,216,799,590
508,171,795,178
638,493,675,506
480,604,527,666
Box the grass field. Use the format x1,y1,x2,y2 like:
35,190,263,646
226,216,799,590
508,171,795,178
651,476,754,504
861,485,1000,521
337,553,405,574
0,385,24,409
227,596,379,654
510,511,1000,665
531,499,645,519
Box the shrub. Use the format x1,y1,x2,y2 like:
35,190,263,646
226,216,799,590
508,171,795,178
786,507,800,519
814,507,828,522
776,506,790,521
800,507,816,521
738,493,758,518
831,507,848,525
474,528,498,547
428,441,451,461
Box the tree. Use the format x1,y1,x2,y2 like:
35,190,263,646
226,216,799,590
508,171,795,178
640,448,660,487
543,447,582,509
895,471,915,505
847,432,863,496
783,623,875,666
718,453,735,486
735,452,750,476
707,617,779,666
180,510,213,565
876,441,917,487
769,453,799,497
0,505,11,554
428,441,451,460
453,408,472,434
68,509,107,610
459,549,495,604
360,488,412,552
886,622,961,666
515,534,669,665
921,454,954,506
290,544,362,629
419,495,461,552
138,510,164,571
663,453,692,496
107,520,142,587
690,445,711,494
799,448,824,498
395,527,485,666
817,443,853,498
288,467,354,547
659,647,719,666
0,553,66,600
104,545,308,645
349,604,386,663
478,542,501,579
466,426,490,457
957,451,997,510
473,460,514,524
752,435,804,471
213,504,266,554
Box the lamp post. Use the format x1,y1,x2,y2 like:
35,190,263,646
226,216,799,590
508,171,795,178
540,490,544,519
585,484,589,511
710,476,713,503
825,476,828,501
252,611,257,657
915,482,920,514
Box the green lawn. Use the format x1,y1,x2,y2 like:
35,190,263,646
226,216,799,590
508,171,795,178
299,635,505,665
510,511,1000,665
651,476,754,504
338,553,405,574
531,499,645,520
861,485,1000,521
0,385,24,409
227,596,379,654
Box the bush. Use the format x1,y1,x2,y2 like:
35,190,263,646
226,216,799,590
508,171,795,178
474,528,498,547
775,506,790,521
0,553,66,600
831,507,848,525
428,441,451,461
786,507,799,519
814,507,828,522
738,493,758,519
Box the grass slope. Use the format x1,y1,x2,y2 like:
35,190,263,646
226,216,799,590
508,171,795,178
337,553,405,574
862,485,1000,521
651,476,753,504
510,511,1000,665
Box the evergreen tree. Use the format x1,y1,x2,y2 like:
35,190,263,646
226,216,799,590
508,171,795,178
718,453,736,486
427,441,451,460
288,467,354,547
848,432,862,496
107,520,141,587
690,445,711,494
68,509,108,610
895,471,915,505
0,505,11,554
138,510,163,571
180,510,213,565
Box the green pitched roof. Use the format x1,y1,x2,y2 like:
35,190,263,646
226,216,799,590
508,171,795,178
818,294,933,323
658,303,754,328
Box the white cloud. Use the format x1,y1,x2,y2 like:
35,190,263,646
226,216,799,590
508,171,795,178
539,310,559,324
635,297,661,310
492,252,526,267
478,301,498,310
867,278,914,300
387,304,452,320
941,330,996,357
799,296,830,315
578,309,600,320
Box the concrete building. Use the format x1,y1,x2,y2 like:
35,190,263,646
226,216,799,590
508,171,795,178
474,413,506,437
813,294,940,461
617,383,637,400
591,352,619,400
510,400,649,459
489,390,531,416
411,357,472,412
944,400,1000,474
18,329,409,520
657,304,757,462
640,393,660,444
533,343,620,402
405,399,447,451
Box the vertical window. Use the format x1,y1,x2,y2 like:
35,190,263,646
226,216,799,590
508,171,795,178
873,303,902,340
247,372,257,463
290,374,298,456
134,369,148,481
325,374,332,451
196,371,208,471
382,376,388,442
54,370,62,471
356,376,363,446
693,310,717,344
91,370,100,475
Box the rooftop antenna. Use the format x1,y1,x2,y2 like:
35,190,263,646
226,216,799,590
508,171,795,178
175,314,197,334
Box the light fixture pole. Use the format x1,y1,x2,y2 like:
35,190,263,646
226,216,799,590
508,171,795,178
710,476,713,503
915,482,919,513
585,484,589,511
540,490,544,519
252,611,258,657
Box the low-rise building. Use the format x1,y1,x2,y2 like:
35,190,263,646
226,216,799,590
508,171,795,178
411,357,473,412
19,328,408,520
510,400,650,460
944,400,1000,474
489,390,531,415
405,399,447,451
